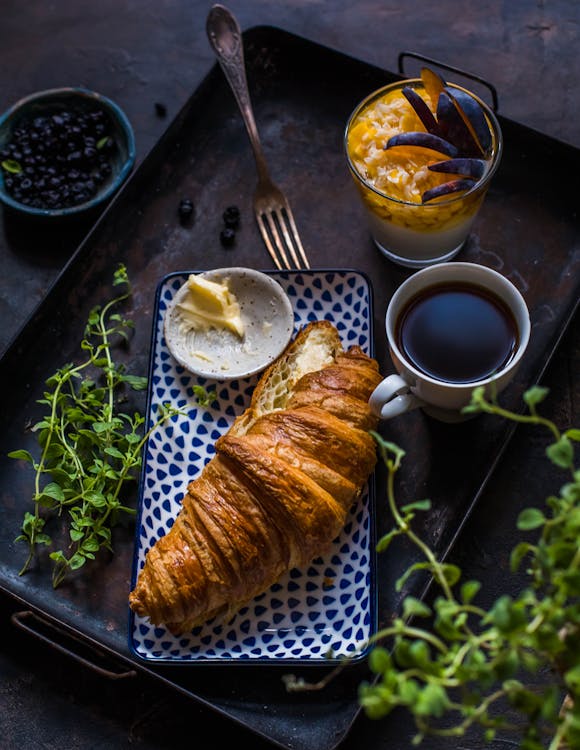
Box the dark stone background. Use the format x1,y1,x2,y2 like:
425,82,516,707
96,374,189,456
0,2,578,749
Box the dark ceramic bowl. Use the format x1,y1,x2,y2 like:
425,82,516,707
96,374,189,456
0,87,135,219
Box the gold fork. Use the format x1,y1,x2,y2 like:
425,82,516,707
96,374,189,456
206,4,310,270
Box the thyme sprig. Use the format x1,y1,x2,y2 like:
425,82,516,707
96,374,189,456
9,265,180,587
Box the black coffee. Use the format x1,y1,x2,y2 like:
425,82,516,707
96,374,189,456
396,282,518,384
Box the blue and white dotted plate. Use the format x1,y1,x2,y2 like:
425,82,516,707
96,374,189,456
129,269,377,664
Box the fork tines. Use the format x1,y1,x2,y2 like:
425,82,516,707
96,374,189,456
256,204,310,271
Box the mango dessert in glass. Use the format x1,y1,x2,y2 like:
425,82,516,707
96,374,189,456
345,67,503,268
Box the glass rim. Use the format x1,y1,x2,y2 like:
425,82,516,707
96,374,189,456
344,78,504,209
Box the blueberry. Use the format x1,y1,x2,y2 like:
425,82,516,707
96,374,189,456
222,204,240,228
154,102,167,118
220,227,236,247
178,198,194,222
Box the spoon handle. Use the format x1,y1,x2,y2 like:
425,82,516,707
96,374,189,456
206,4,270,181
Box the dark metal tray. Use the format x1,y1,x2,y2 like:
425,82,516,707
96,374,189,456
1,24,579,750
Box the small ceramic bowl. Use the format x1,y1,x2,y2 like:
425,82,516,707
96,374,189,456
164,267,295,381
0,87,135,219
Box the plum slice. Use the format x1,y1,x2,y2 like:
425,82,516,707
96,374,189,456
428,157,487,179
436,91,484,158
402,86,441,136
422,178,477,203
420,66,446,110
446,88,492,154
385,131,458,158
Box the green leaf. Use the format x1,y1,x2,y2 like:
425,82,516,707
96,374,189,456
376,528,400,553
487,596,528,633
122,374,148,390
359,688,393,720
86,491,107,508
401,499,431,513
368,647,392,674
561,481,580,503
434,598,464,640
82,537,99,552
8,449,35,463
460,580,481,604
493,648,519,680
462,385,486,413
403,596,431,619
396,562,431,592
523,386,549,408
441,563,461,587
68,552,87,570
113,264,129,285
371,432,406,464
96,527,112,542
408,640,432,669
564,428,580,442
546,436,574,468
31,419,51,431
540,686,560,721
104,446,125,460
415,683,449,717
510,541,534,572
564,664,580,691
41,482,65,502
1,158,22,174
517,508,546,530
49,550,67,564
399,678,419,705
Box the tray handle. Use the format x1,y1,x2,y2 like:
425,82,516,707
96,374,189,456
11,610,136,681
397,51,499,112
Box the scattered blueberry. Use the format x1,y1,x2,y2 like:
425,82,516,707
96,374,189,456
220,227,236,247
178,198,194,223
154,102,167,118
222,204,240,228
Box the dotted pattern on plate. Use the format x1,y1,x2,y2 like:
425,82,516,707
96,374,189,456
129,270,376,662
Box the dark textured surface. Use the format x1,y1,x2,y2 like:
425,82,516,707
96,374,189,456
0,2,579,749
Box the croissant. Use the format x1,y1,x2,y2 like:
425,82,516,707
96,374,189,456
129,320,383,635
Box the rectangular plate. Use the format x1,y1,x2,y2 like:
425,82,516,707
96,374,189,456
130,269,377,662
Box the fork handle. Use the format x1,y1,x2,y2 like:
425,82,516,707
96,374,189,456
206,4,271,183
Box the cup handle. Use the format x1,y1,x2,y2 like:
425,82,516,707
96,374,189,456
369,373,423,420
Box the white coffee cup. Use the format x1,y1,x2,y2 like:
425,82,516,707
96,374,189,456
369,262,531,422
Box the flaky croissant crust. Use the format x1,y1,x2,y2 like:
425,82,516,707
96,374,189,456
129,320,382,635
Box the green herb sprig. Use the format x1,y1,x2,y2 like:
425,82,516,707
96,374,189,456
360,385,580,748
286,385,580,749
9,264,180,587
193,384,217,406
